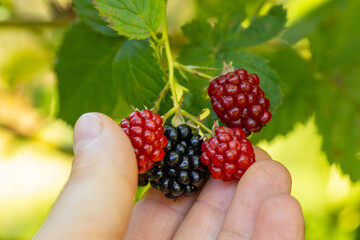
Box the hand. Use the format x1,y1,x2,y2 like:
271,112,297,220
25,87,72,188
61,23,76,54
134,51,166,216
34,113,304,240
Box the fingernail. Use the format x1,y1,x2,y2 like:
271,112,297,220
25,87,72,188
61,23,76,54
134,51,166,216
74,113,103,155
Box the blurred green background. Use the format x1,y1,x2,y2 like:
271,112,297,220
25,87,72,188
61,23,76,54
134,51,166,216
0,0,359,239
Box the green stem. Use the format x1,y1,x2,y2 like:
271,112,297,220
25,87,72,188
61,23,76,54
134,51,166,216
150,31,162,44
174,62,214,80
181,110,212,134
163,107,176,120
159,0,212,133
162,1,178,109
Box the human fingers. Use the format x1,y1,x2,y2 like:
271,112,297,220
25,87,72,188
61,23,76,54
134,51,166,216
217,147,292,240
124,187,196,240
173,147,270,240
172,178,237,239
34,113,138,240
252,195,304,240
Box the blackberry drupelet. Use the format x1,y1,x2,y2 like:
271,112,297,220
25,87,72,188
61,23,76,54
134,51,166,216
148,124,208,199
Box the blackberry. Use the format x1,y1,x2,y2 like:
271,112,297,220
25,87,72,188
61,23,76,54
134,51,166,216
120,109,167,174
138,173,149,186
208,68,272,135
201,126,255,182
148,124,208,199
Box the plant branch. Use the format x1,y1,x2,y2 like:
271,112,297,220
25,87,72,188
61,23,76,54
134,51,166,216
163,107,176,120
174,62,214,80
150,31,162,44
162,1,178,109
181,109,212,134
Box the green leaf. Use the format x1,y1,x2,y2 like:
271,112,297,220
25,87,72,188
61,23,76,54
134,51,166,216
258,43,360,181
112,94,133,121
225,5,287,47
179,5,287,65
282,0,344,44
112,39,166,109
178,43,215,68
135,185,149,202
250,47,316,142
178,20,216,67
309,0,360,72
307,0,360,181
156,90,173,116
181,20,215,47
314,75,360,181
56,21,125,126
216,49,282,113
194,0,246,22
93,0,164,39
185,5,286,49
176,70,208,112
74,0,117,36
175,70,217,128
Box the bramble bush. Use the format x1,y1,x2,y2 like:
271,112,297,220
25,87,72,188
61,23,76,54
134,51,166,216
56,0,360,182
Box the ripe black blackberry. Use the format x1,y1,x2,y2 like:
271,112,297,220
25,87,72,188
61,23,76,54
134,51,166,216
148,124,208,199
138,173,149,186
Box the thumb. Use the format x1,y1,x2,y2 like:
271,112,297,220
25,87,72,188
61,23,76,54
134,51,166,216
35,113,138,240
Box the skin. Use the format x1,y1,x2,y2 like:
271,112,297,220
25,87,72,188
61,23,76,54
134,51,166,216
34,113,304,240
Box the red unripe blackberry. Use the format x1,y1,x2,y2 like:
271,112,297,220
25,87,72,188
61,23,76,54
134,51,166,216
201,126,255,182
148,124,208,199
208,68,272,135
120,109,167,174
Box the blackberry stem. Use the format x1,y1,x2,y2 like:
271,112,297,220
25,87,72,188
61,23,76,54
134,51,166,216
174,62,214,80
161,1,179,110
160,0,212,134
163,107,176,120
180,110,212,134
150,32,162,44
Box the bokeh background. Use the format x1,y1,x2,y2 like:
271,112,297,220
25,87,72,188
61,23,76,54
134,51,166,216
0,0,359,239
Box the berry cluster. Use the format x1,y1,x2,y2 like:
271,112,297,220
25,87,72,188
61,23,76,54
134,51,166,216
120,109,167,174
201,126,255,182
208,68,271,135
148,124,208,199
122,67,270,190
